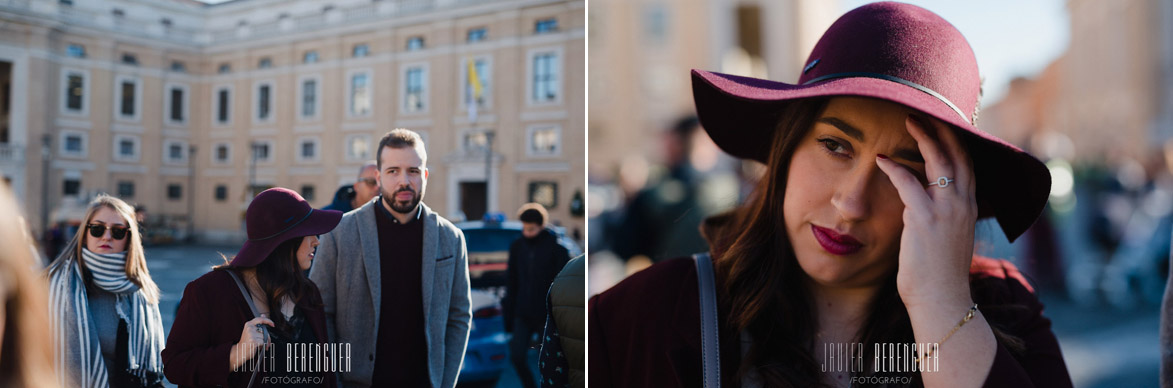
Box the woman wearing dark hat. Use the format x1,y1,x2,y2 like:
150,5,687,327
590,3,1071,388
162,188,342,388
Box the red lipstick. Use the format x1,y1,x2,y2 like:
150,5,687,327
811,225,863,255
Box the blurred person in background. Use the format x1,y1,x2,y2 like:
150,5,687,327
47,194,165,388
0,185,58,388
324,161,380,213
612,116,713,263
506,203,571,388
538,254,584,388
590,3,1071,387
162,188,341,388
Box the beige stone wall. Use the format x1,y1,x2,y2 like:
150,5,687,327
0,0,585,243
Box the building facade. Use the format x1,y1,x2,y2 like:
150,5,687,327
0,0,585,242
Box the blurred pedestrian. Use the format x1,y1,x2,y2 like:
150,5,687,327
506,203,571,388
161,188,342,388
310,129,471,388
613,116,711,262
591,3,1071,387
47,195,165,388
539,255,584,388
323,161,379,213
0,185,58,388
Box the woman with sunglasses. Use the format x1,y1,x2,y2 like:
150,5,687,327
590,3,1071,388
162,188,341,388
47,194,164,388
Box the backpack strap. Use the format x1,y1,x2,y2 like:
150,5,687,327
694,252,721,388
225,269,269,388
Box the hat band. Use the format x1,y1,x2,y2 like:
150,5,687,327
803,72,971,124
249,209,314,242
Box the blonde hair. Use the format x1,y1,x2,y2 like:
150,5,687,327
48,195,159,304
0,186,59,387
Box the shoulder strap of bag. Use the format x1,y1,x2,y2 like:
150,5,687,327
693,252,721,388
225,269,268,388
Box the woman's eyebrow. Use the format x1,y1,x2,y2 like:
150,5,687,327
817,117,864,141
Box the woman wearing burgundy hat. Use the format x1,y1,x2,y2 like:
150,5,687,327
590,3,1071,388
162,188,342,388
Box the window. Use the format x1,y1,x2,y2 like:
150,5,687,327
119,139,135,156
213,143,230,164
301,78,318,118
302,140,316,159
527,125,561,156
214,185,228,201
170,61,186,72
404,66,426,113
531,51,560,103
251,142,272,162
60,131,87,157
121,53,138,65
528,181,558,208
467,27,487,43
256,83,272,121
65,72,84,112
168,86,186,123
406,36,424,51
167,142,187,163
644,5,668,43
114,135,139,161
63,179,81,196
258,57,272,69
535,18,558,34
66,44,85,58
119,80,136,117
350,72,371,116
463,130,492,153
352,44,369,58
464,57,491,108
215,87,231,124
167,184,182,200
300,185,315,201
218,63,231,74
117,181,134,198
346,135,370,161
59,0,73,6
304,51,318,64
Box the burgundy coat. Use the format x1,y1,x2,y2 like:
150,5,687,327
161,269,337,388
589,256,1073,387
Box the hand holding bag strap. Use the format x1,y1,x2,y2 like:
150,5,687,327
694,252,721,388
226,269,269,388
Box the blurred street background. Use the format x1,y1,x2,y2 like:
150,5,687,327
588,0,1169,386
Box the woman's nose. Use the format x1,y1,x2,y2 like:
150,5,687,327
831,165,879,222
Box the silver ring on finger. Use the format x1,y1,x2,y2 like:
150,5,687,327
927,176,954,188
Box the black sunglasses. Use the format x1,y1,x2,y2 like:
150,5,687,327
358,178,378,186
87,224,130,240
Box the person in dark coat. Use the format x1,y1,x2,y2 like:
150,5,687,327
590,3,1071,387
505,203,571,388
323,161,379,213
162,188,342,388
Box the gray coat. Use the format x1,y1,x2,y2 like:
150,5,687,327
310,200,471,388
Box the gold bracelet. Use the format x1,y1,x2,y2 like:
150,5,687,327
913,303,978,365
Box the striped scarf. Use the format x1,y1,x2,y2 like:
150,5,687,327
49,248,164,388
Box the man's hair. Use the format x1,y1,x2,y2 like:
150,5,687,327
376,128,427,169
517,203,548,226
357,160,377,178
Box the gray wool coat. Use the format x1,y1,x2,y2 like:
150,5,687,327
309,200,471,388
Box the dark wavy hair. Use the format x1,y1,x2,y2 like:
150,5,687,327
216,237,318,332
710,98,1021,387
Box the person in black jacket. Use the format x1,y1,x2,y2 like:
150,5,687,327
505,203,570,388
323,161,379,213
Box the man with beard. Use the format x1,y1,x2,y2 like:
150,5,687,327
310,128,471,388
504,203,571,388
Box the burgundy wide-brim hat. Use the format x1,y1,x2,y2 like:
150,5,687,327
230,187,342,267
691,1,1050,242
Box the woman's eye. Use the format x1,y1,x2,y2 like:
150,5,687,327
818,138,851,157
